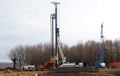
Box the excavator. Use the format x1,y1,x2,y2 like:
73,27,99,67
39,59,57,70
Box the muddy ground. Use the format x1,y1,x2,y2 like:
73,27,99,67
0,68,120,76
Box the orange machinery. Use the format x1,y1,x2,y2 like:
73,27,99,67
39,60,57,70
109,62,120,68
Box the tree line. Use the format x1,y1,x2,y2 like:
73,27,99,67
8,39,120,68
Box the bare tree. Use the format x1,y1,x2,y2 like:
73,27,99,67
8,39,120,68
8,45,25,68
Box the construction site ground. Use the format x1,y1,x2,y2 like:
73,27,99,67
0,68,120,76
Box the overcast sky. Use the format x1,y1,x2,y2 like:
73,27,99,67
0,0,120,62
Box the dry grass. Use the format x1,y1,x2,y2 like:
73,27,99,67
47,72,99,76
0,71,99,76
0,68,119,76
0,71,45,76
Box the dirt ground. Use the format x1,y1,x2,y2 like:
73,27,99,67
0,68,120,76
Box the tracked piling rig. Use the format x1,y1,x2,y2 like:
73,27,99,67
51,2,66,64
39,2,99,72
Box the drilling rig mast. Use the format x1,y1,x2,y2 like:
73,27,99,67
94,23,106,68
100,23,105,64
51,1,60,64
